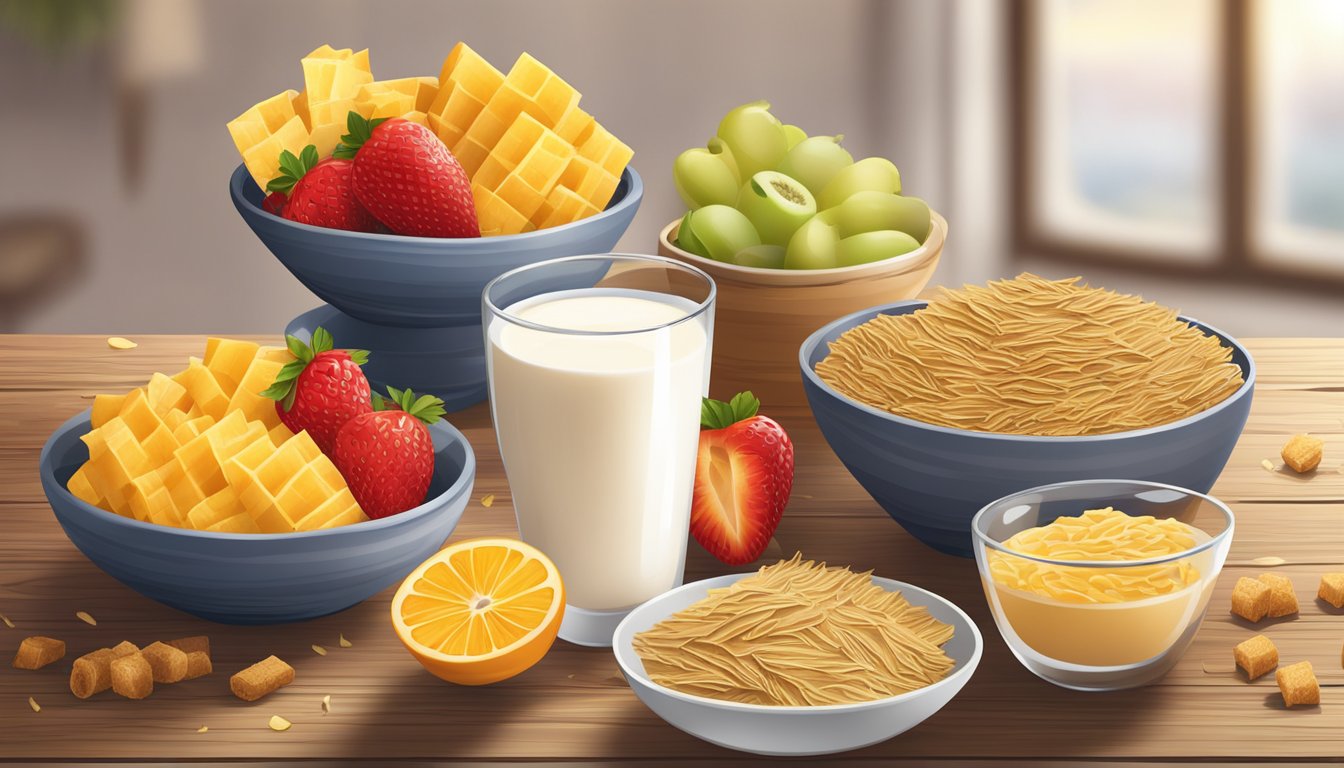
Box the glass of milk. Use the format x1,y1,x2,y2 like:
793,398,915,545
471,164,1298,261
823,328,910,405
483,254,715,646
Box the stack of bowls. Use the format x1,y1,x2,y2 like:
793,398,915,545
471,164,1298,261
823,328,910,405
230,164,643,410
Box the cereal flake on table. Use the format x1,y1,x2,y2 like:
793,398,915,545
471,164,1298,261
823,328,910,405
1281,434,1324,474
1234,634,1278,680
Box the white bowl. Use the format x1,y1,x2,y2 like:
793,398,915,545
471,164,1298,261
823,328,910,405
612,572,982,756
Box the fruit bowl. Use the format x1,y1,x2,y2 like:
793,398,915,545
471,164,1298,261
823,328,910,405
230,162,643,328
39,410,475,624
799,301,1254,557
658,212,944,407
613,572,982,756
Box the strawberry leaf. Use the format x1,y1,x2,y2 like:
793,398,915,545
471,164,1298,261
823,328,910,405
332,111,389,159
260,358,307,408
346,348,370,366
700,391,760,429
266,145,320,193
310,327,334,355
384,385,445,425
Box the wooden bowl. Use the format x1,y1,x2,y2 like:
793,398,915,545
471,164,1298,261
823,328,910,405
658,212,946,407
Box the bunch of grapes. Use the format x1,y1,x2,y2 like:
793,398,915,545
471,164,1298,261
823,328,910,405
673,101,931,270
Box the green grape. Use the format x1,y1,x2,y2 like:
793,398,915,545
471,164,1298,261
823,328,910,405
716,100,788,181
818,157,902,209
676,210,709,258
784,215,840,269
683,204,761,263
836,230,920,267
782,123,807,150
833,191,931,242
706,136,740,180
776,135,853,198
674,147,740,209
735,171,817,246
734,244,786,269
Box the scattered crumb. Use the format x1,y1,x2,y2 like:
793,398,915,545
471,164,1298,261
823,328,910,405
75,611,96,626
268,715,291,732
795,493,814,500
79,393,96,399
311,644,327,656
567,673,575,679
338,634,352,648
1261,459,1277,472
197,725,208,733
321,694,331,714
28,696,40,712
1,613,13,629
1201,661,1235,674
106,337,137,350
480,494,495,508
1250,556,1288,567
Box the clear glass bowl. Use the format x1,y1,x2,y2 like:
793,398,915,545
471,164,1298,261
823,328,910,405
971,479,1234,691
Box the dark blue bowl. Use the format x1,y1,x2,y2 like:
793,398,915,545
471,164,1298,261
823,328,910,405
287,304,488,412
39,411,475,624
800,301,1255,557
230,163,643,328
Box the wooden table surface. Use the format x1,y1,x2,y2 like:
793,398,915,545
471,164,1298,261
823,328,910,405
2,335,1343,766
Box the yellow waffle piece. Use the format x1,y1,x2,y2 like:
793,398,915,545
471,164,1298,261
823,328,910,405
428,42,505,150
69,339,366,534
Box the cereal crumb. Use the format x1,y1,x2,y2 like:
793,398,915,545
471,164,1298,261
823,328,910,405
1,613,14,629
268,715,292,732
1201,660,1235,674
321,694,331,714
197,725,208,733
338,634,352,648
1261,459,1277,472
107,337,137,350
27,696,39,712
311,644,327,656
1282,434,1324,474
1250,556,1287,567
480,494,495,508
75,611,96,626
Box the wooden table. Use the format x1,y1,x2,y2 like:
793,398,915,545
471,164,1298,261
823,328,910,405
2,335,1342,766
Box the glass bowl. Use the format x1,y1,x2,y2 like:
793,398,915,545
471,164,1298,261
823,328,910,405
971,479,1234,691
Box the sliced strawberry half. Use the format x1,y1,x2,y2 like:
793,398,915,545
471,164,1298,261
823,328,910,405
690,391,794,565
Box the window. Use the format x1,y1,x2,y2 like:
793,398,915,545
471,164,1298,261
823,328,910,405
1012,0,1344,285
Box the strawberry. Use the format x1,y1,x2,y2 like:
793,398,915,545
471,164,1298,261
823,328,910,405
261,327,373,454
266,145,382,233
690,392,794,565
334,386,446,518
261,191,287,216
334,112,480,238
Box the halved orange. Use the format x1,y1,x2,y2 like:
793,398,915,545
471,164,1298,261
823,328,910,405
391,537,565,685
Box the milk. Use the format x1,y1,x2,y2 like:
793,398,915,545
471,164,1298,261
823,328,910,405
488,288,710,612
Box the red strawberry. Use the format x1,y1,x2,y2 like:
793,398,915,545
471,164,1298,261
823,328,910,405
267,145,382,233
333,112,480,238
261,327,373,454
690,392,794,565
262,191,287,216
334,386,445,519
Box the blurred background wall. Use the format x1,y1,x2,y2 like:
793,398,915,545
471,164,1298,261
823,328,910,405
0,0,1340,335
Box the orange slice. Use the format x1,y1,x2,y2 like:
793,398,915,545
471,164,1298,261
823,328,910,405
391,537,564,685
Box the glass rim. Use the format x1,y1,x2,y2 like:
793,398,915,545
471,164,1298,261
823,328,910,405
971,479,1235,568
482,253,716,336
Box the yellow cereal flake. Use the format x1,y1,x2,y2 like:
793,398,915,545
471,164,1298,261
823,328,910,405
338,634,352,648
268,715,292,731
1201,660,1234,674
28,696,40,712
321,694,331,714
197,725,209,733
1,612,13,628
480,494,495,508
312,644,327,656
75,611,97,626
107,337,138,350
1250,556,1287,567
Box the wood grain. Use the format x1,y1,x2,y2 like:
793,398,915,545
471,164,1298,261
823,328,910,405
2,335,1343,764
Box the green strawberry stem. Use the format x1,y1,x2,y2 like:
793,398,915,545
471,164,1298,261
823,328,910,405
265,144,320,194
374,385,446,425
260,326,370,412
332,111,389,160
700,391,760,429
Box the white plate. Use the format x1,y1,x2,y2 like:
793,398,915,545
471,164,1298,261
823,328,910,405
612,572,982,756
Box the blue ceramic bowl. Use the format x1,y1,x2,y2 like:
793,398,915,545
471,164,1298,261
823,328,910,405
287,304,487,412
38,411,476,624
230,163,643,328
800,301,1255,557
